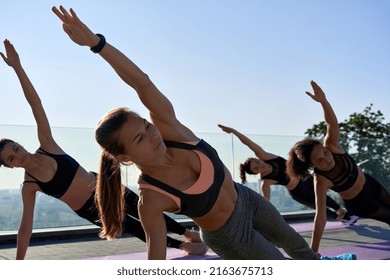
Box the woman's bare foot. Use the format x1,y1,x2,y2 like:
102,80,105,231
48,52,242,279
180,242,209,255
183,227,202,242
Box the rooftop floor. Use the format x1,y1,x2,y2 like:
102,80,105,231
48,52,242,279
0,217,389,260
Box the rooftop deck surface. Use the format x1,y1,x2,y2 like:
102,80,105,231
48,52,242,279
0,217,389,260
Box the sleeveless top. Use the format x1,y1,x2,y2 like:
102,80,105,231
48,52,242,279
262,156,290,185
139,139,225,218
314,152,358,192
23,148,80,198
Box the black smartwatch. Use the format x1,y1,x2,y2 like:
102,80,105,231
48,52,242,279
90,34,106,53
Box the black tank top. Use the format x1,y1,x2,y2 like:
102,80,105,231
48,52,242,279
314,152,358,192
24,148,80,198
139,139,225,218
262,156,290,186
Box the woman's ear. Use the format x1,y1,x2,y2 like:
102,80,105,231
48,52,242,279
116,154,133,165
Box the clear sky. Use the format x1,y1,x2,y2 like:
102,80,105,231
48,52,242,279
0,0,389,137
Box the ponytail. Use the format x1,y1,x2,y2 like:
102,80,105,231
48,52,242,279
94,107,141,240
239,163,247,184
239,157,256,184
95,151,125,240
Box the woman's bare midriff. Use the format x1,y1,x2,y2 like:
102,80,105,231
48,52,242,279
337,168,365,200
59,169,96,210
194,173,238,232
285,176,300,191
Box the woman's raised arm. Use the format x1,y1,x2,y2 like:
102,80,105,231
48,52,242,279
218,124,276,160
52,6,195,140
305,81,343,152
0,40,57,150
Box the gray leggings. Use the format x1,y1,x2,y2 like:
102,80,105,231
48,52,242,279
200,183,319,260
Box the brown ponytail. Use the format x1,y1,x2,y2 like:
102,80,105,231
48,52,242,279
94,107,141,240
95,151,125,240
239,157,256,184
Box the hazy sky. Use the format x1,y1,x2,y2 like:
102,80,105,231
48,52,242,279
0,0,389,137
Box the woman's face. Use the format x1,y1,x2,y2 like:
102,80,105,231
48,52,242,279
117,117,166,164
309,144,335,171
0,142,30,168
249,158,267,174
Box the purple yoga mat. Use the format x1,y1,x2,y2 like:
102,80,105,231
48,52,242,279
289,220,350,232
83,221,389,260
84,248,219,260
86,241,390,260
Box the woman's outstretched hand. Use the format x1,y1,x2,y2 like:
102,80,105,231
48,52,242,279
218,124,235,134
305,80,327,103
52,6,99,48
0,39,21,68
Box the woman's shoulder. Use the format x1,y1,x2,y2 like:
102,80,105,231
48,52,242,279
20,181,40,195
37,142,66,155
325,142,344,154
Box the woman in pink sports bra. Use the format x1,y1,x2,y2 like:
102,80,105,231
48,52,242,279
53,6,355,261
0,39,205,259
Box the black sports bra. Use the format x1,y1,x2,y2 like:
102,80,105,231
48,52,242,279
24,148,80,198
314,152,358,192
139,139,225,218
262,156,290,185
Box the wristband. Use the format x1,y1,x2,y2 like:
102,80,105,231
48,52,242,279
90,34,106,53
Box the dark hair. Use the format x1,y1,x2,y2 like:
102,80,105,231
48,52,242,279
94,107,140,240
286,138,323,179
239,157,256,184
0,138,16,168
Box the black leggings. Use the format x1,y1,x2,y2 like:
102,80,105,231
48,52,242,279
75,187,185,248
343,173,390,225
289,177,346,220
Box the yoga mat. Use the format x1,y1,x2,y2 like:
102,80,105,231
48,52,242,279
319,241,390,260
289,220,358,233
85,221,387,260
86,241,390,260
84,248,219,260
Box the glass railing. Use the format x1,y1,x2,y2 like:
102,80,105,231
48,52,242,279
1,124,388,232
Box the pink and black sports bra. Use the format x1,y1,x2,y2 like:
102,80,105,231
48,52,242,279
139,139,225,218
